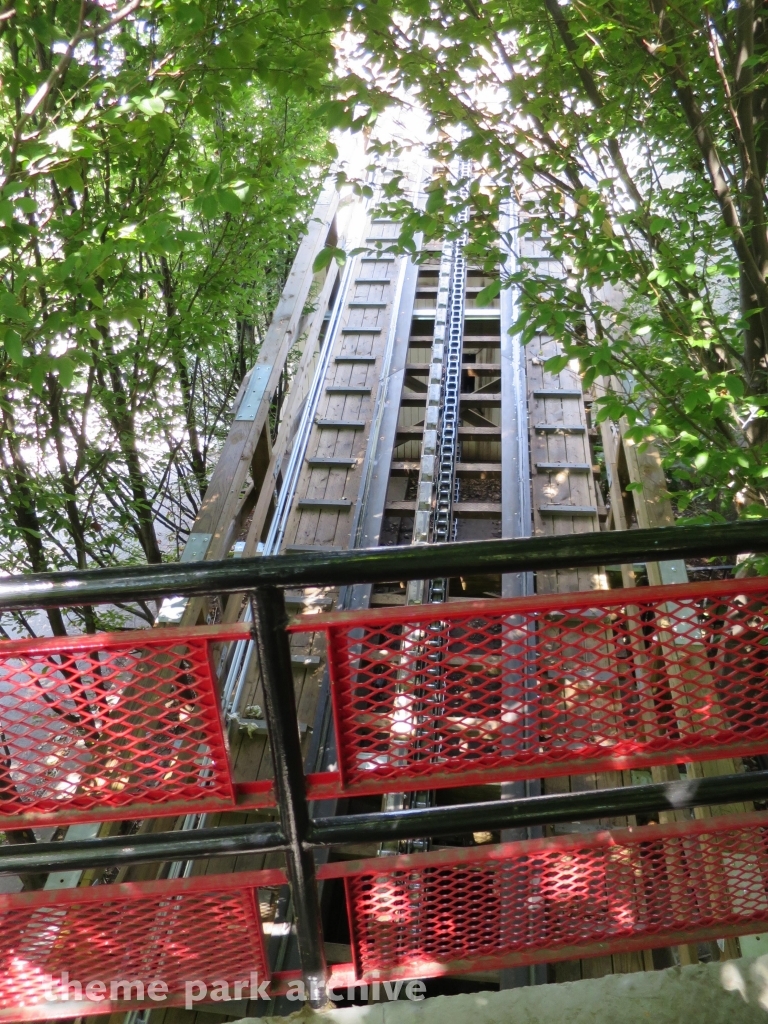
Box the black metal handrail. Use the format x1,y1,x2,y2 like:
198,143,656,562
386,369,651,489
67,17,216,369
0,520,765,610
2,767,766,877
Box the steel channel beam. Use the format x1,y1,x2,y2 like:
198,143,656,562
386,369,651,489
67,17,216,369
1,522,767,610
251,588,328,1007
3,769,768,876
499,198,532,597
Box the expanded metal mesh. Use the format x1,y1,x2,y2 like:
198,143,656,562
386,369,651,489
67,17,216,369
0,871,270,1021
295,577,768,792
0,626,243,826
336,812,768,979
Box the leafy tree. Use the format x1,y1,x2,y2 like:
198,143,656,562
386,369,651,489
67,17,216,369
336,0,768,523
0,0,337,635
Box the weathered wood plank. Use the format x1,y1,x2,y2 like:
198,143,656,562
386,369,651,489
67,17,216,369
182,182,341,567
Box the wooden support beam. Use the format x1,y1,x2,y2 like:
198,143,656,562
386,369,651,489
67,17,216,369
177,182,341,578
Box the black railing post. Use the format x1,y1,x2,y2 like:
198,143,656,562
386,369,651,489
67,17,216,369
251,587,328,1008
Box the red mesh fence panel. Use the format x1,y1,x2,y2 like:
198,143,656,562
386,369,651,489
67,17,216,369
0,869,277,1022
328,812,768,980
0,626,247,827
292,577,768,793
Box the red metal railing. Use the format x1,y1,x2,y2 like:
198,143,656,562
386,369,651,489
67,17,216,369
292,577,768,795
6,564,768,1019
321,811,768,981
4,812,768,1019
0,868,274,1022
0,625,250,828
6,577,768,828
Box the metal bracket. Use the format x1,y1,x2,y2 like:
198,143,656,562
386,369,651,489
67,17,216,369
235,365,273,421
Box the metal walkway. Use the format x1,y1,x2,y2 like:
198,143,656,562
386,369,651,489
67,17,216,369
2,546,768,1020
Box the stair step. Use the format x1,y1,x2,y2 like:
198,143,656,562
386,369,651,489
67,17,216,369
306,457,357,467
315,419,366,429
533,389,584,398
341,328,381,334
297,498,353,509
539,504,597,515
536,462,592,471
533,423,586,432
335,355,376,363
326,386,372,394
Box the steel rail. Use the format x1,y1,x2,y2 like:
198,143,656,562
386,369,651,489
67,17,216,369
3,768,768,876
0,521,766,610
0,821,290,874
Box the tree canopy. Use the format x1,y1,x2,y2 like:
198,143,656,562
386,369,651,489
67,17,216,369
0,0,339,633
336,0,768,525
5,0,768,635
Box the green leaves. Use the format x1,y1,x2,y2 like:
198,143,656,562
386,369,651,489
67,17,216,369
425,187,446,215
0,291,30,323
55,357,76,388
136,96,166,116
3,330,23,364
543,354,571,374
313,245,346,272
218,189,243,216
475,279,502,306
328,0,768,524
80,280,104,308
0,0,334,592
52,165,85,192
176,3,206,32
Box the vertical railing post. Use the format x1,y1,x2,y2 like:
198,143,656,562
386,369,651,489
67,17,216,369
251,587,328,1008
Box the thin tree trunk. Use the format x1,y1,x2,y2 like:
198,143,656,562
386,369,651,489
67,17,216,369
0,409,68,636
46,374,98,631
160,255,208,499
90,326,163,564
